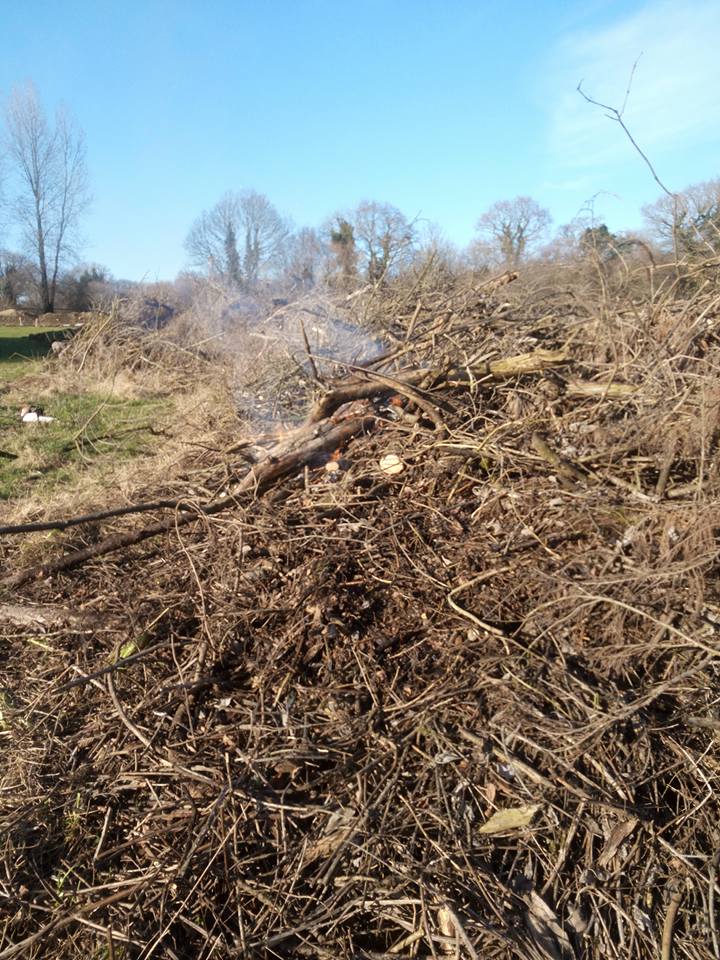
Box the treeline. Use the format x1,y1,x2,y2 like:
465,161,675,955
1,82,719,314
181,184,720,294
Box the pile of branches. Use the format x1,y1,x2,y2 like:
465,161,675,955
51,302,222,389
1,274,719,959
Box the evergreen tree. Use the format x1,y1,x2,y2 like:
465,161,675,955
330,219,358,288
580,224,623,263
243,225,261,291
224,222,242,286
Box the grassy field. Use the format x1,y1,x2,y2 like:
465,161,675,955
0,322,69,344
1,325,176,501
0,390,173,500
0,324,71,374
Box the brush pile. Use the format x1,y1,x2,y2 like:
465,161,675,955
1,273,719,959
51,302,222,393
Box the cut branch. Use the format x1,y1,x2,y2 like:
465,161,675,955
2,349,569,590
308,348,569,422
0,498,197,536
2,416,373,589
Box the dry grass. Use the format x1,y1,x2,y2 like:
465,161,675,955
0,274,719,959
0,303,240,523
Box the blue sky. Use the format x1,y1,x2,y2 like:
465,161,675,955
1,0,718,280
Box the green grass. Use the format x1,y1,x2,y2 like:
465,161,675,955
0,357,42,383
0,324,67,335
0,324,69,335
0,392,173,501
0,324,65,381
0,324,69,363
0,326,175,502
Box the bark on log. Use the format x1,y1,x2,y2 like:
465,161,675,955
0,602,99,629
565,380,638,399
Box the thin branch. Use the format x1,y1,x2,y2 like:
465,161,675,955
0,498,199,536
577,58,675,199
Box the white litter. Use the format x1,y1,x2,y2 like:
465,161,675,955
19,406,55,424
379,454,404,476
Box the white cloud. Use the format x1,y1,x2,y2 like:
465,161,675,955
546,0,720,169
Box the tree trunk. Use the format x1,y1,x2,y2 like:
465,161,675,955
35,205,52,313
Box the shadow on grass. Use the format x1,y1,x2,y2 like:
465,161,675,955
0,328,67,362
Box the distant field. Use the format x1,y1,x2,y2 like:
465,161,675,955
0,325,69,363
0,325,68,336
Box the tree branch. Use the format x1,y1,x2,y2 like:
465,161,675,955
577,58,675,200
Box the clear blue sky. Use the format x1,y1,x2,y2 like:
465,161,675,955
1,0,718,280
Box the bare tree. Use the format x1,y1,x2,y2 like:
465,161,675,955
351,200,416,282
474,196,551,267
239,190,290,289
0,155,4,240
4,82,89,313
465,236,499,273
407,221,460,289
284,227,328,290
185,190,289,290
185,192,237,280
643,179,720,257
